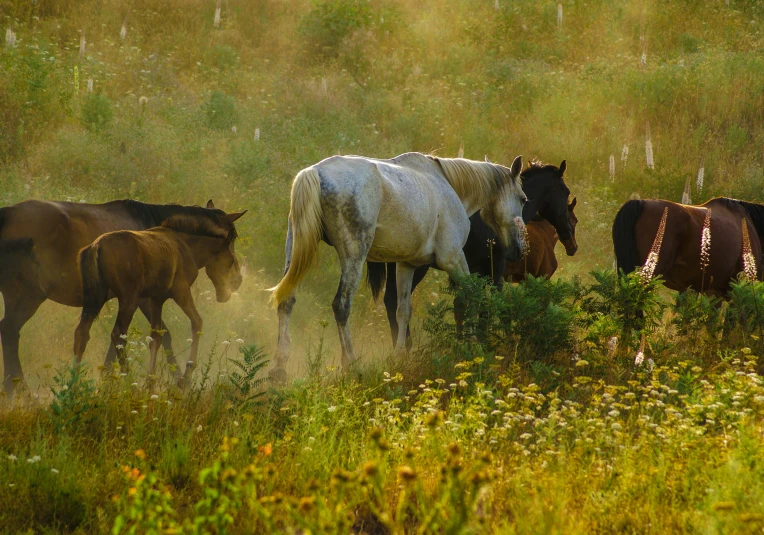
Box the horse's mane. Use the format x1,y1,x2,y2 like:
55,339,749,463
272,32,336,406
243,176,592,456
117,199,226,230
429,156,516,207
521,160,562,180
160,214,236,240
713,197,764,237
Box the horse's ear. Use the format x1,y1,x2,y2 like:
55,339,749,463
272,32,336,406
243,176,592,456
485,155,492,163
510,155,523,178
225,210,247,223
569,197,577,209
559,160,567,176
206,200,215,209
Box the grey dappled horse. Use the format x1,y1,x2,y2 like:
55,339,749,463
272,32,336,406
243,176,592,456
268,152,527,383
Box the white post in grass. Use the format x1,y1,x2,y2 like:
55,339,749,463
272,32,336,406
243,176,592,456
214,0,222,28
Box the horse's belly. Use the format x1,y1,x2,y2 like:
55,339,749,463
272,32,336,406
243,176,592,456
367,230,435,265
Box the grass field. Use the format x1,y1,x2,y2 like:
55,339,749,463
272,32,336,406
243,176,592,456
1,0,764,532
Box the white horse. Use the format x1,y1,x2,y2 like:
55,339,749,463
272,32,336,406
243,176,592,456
268,152,527,382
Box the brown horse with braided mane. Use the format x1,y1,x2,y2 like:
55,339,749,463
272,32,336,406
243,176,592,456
0,199,240,395
612,197,764,295
73,211,245,387
505,198,578,282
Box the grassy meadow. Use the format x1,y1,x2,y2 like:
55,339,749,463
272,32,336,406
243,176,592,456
1,0,764,532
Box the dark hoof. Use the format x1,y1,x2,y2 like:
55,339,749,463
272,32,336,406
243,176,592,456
268,367,288,386
176,376,191,390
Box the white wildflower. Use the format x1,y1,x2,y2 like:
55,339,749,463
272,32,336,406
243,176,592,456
231,125,237,134
254,127,260,141
7,454,16,462
214,0,222,27
235,339,244,343
120,21,127,40
87,78,93,92
681,179,692,205
197,425,203,432
222,340,230,346
79,33,86,60
645,129,654,169
150,394,158,400
635,351,645,366
697,164,705,193
557,3,563,27
621,144,629,166
51,468,59,474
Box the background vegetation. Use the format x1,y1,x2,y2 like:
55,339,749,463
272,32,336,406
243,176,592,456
1,0,764,532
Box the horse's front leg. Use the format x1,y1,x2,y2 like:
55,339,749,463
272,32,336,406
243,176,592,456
138,299,179,380
436,250,471,336
394,263,417,352
173,289,202,389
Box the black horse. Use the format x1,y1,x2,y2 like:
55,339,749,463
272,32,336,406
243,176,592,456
367,160,577,346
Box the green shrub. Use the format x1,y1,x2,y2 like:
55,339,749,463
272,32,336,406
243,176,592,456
299,0,373,59
203,90,237,130
80,93,113,132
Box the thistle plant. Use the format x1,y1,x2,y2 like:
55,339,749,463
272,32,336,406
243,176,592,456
5,28,16,48
214,0,222,28
696,161,705,194
681,178,691,205
634,332,646,366
609,155,615,182
742,220,757,282
700,209,711,291
639,207,667,284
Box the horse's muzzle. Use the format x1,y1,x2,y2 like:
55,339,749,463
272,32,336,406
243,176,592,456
561,238,578,256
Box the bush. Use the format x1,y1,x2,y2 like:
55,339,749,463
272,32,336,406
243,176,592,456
81,93,113,132
299,0,373,59
203,91,237,130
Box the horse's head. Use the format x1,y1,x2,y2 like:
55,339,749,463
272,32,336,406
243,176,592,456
205,209,246,302
481,155,527,262
534,161,578,256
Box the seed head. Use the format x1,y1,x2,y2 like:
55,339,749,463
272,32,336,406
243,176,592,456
398,465,417,482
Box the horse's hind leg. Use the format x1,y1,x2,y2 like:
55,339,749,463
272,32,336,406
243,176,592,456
333,256,366,370
270,295,295,385
105,296,139,372
1,292,45,396
384,264,429,349
138,299,178,377
73,299,108,365
146,298,166,390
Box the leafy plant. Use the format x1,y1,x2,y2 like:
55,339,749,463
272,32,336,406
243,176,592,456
47,363,98,434
81,93,113,132
203,91,237,130
227,344,269,408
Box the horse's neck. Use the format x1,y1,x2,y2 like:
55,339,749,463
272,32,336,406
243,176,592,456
179,234,221,268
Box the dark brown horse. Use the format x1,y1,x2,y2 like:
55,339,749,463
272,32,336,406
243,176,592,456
505,198,578,282
0,199,237,395
73,211,245,387
612,197,764,295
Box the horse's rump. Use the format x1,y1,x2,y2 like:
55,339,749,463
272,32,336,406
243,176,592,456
79,243,108,319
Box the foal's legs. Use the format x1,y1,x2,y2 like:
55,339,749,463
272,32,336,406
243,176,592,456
104,295,140,371
146,298,167,389
73,299,108,365
173,288,202,389
138,299,178,375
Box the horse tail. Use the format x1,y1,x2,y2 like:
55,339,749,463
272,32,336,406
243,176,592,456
612,200,644,274
79,243,108,319
366,262,387,302
270,167,323,306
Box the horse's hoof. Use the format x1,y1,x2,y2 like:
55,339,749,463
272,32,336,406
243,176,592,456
268,367,288,386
